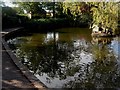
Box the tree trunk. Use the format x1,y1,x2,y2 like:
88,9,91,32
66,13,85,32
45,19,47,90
53,0,55,18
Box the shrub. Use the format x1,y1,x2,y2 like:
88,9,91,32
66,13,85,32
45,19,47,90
23,18,71,32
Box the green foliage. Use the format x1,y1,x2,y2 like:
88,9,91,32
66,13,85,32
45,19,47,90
63,2,92,26
55,2,64,17
11,2,91,26
2,7,19,29
24,18,71,31
90,2,119,34
2,7,17,17
2,6,29,29
63,2,90,16
13,7,24,14
118,3,120,30
62,2,119,34
41,2,54,10
14,2,46,18
16,2,39,13
40,2,64,18
3,2,119,34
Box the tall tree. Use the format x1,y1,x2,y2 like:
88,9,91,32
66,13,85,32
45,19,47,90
40,2,56,18
89,2,119,34
15,2,41,13
63,2,92,26
13,2,46,18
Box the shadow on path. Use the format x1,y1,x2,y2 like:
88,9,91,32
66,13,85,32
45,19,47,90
2,45,35,89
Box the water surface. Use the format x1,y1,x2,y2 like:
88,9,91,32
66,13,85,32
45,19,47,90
7,28,120,88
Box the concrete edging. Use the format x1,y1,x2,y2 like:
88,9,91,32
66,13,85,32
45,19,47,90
2,27,47,89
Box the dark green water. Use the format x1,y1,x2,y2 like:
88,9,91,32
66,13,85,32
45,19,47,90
7,28,120,88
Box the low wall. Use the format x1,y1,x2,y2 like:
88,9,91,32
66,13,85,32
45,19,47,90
2,27,48,89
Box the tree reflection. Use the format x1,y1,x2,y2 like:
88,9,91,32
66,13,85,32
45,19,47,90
7,33,120,88
63,37,120,89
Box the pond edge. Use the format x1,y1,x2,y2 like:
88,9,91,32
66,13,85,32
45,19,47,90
2,27,48,89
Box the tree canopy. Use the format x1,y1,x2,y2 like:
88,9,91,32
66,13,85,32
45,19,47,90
63,2,119,34
4,1,120,34
89,2,118,34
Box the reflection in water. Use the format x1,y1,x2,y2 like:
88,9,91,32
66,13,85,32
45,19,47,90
7,28,120,88
44,32,59,43
91,37,112,45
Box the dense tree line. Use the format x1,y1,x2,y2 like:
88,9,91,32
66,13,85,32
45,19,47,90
1,1,120,34
89,2,119,34
63,2,119,34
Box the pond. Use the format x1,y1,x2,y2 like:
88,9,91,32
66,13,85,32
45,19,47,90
7,28,120,89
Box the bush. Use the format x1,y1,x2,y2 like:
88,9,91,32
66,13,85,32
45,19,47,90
2,16,19,29
23,18,71,32
2,7,19,29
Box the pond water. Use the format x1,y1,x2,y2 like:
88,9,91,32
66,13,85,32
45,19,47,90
7,28,120,89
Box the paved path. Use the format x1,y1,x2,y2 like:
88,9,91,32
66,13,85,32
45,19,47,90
2,45,36,89
1,27,47,89
1,27,37,89
0,27,24,36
